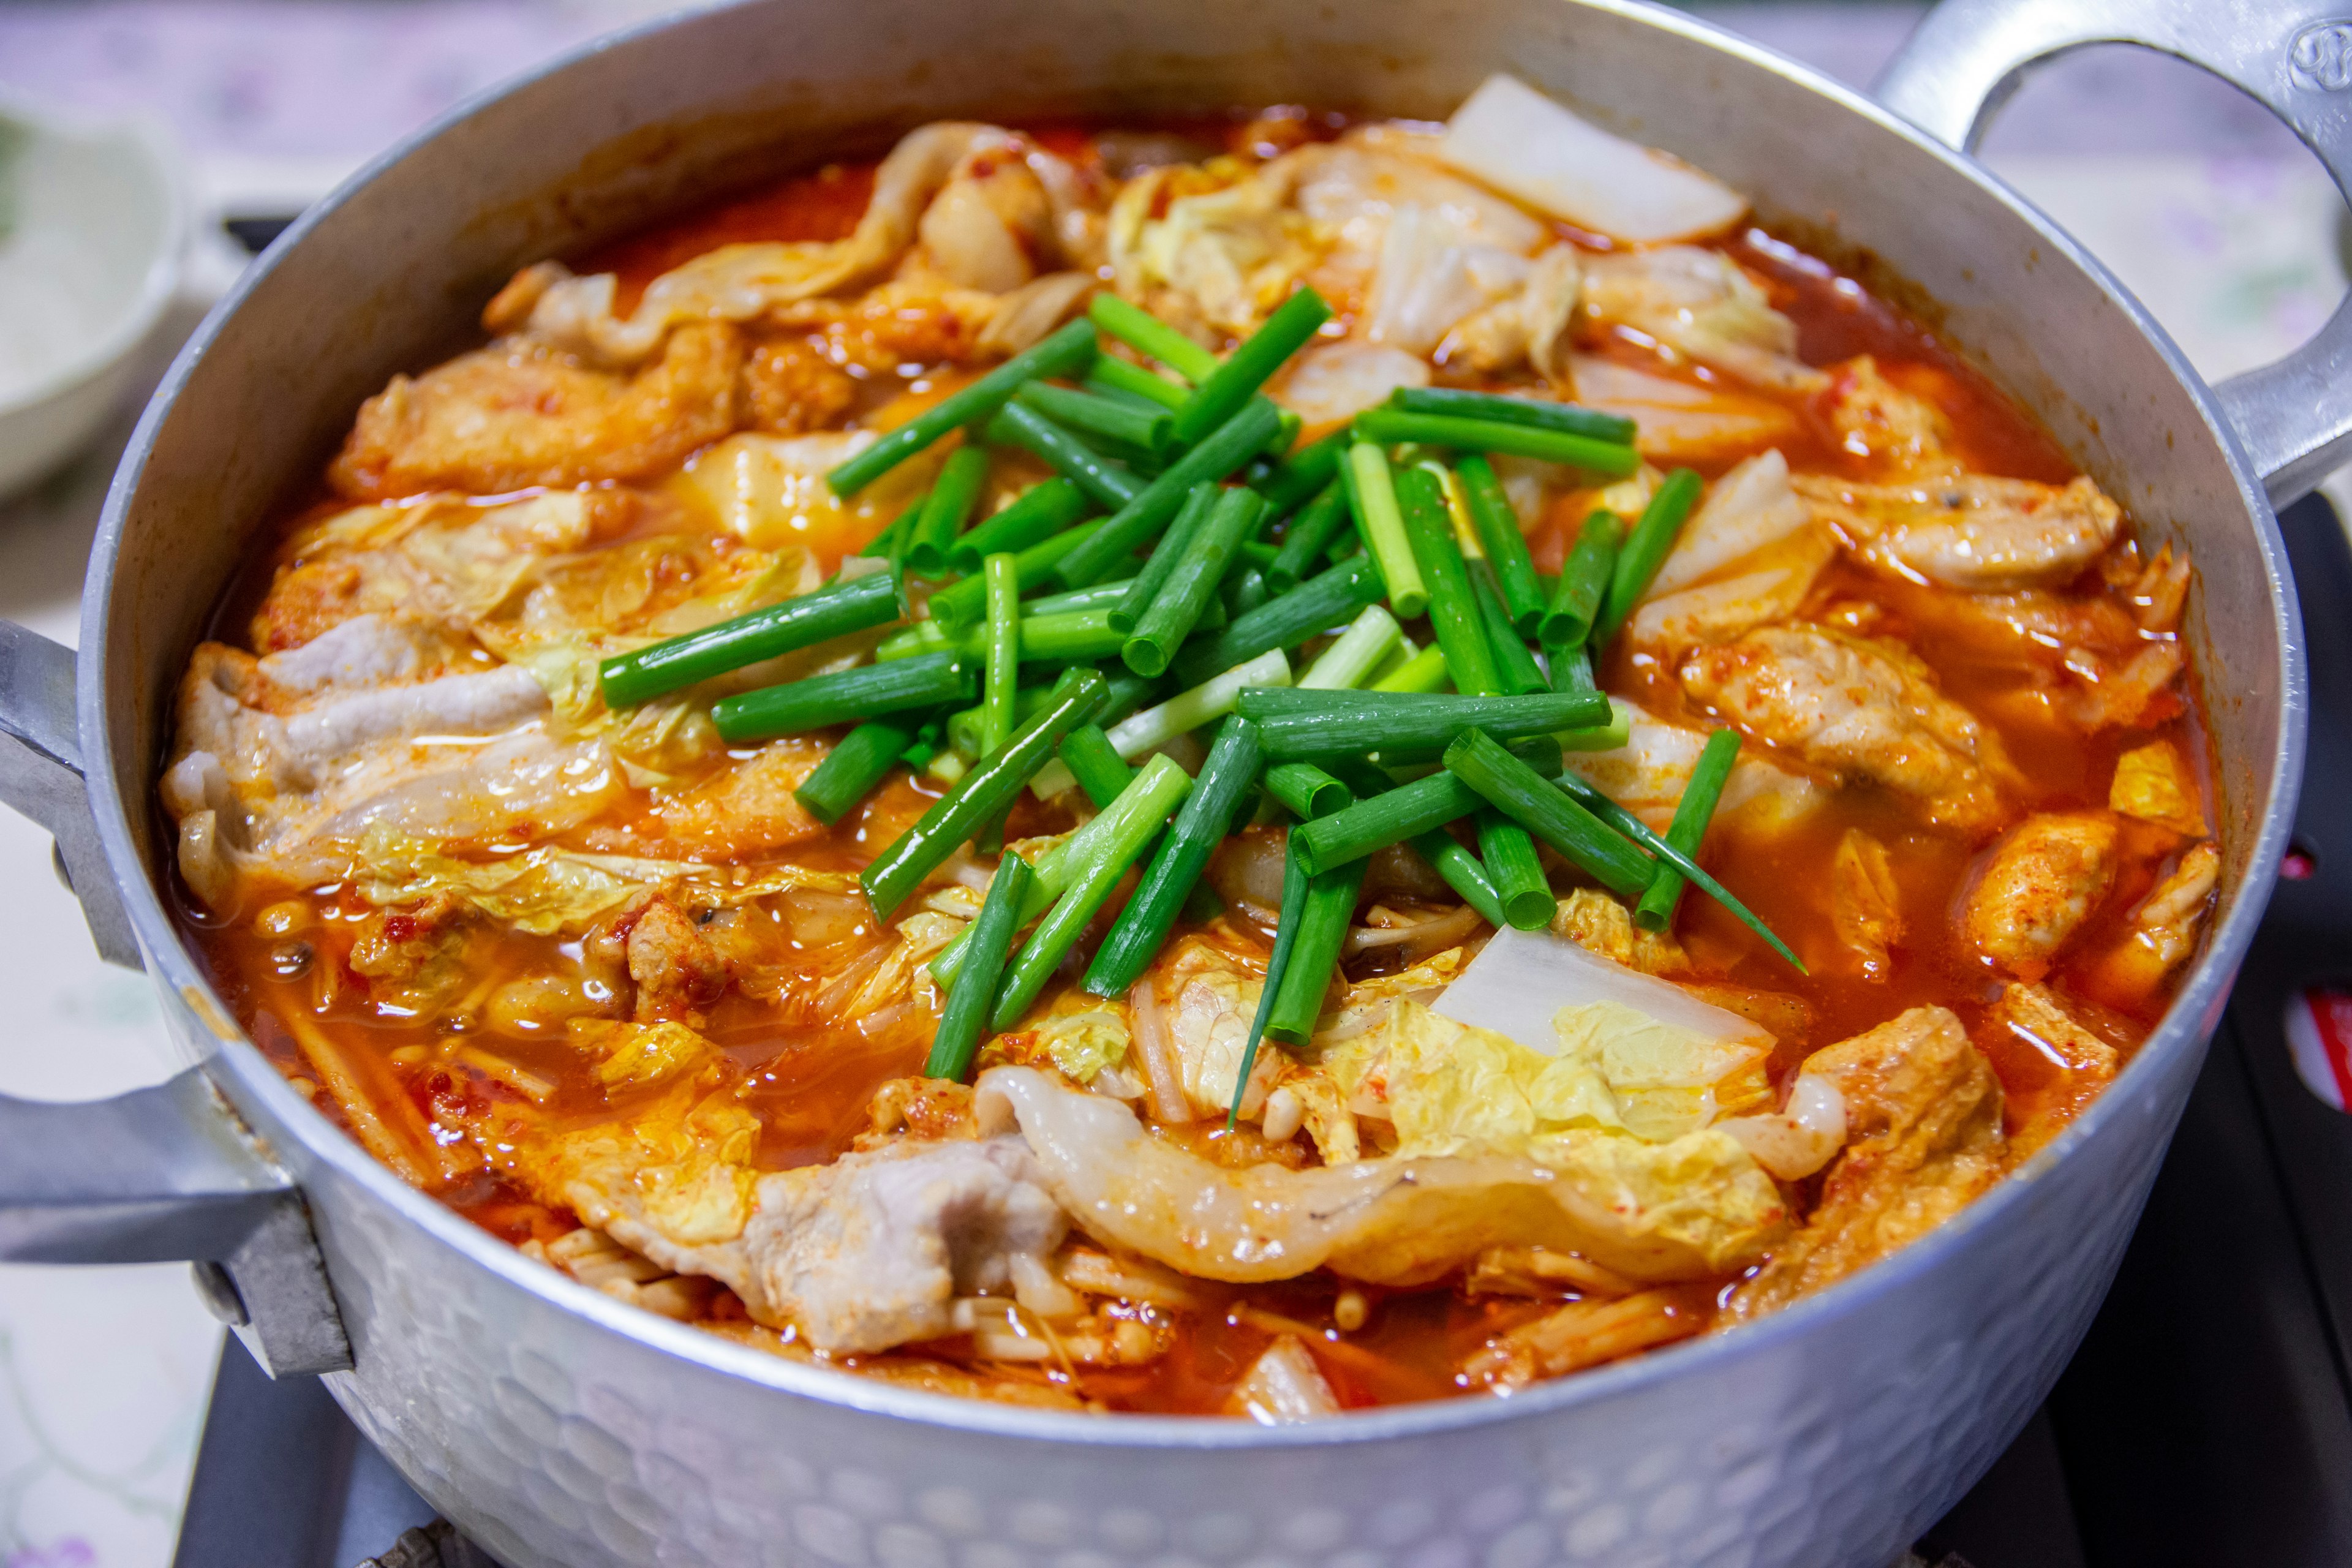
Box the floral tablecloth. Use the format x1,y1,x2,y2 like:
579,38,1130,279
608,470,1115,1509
0,4,2342,1564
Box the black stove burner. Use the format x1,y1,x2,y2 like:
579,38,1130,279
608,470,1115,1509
166,495,2352,1568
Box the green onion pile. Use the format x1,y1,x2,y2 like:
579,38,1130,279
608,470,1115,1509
592,287,1801,1119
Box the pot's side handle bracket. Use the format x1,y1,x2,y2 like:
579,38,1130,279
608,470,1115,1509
0,621,141,967
1879,0,2352,508
0,1065,354,1376
0,624,350,1374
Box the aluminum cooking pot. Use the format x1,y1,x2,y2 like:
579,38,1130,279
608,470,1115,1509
0,0,2324,1562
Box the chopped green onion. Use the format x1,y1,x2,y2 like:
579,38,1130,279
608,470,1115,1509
1258,430,1351,516
948,684,1055,760
1412,827,1508,928
981,554,1020,756
1397,464,1501,698
1265,856,1366,1046
1017,380,1171,454
598,567,905,709
878,607,1124,666
1264,762,1352,820
927,519,1104,631
862,668,1105,918
1089,295,1218,382
1594,468,1703,647
905,445,993,576
793,718,916,825
1224,564,1271,619
1558,702,1631,753
1169,554,1384,689
1343,441,1427,618
1111,483,1218,635
1084,719,1263,995
1551,766,1801,970
1442,728,1654,899
948,479,1092,573
985,402,1142,512
1389,386,1637,445
1053,398,1283,588
827,317,1096,496
712,650,971,744
1477,810,1554,930
1550,641,1598,696
1373,644,1451,695
1298,605,1403,690
1457,454,1546,636
925,854,1032,1082
858,497,921,559
1238,688,1607,763
1087,353,1189,410
1352,408,1642,477
1267,482,1351,591
993,755,1192,1027
1634,728,1741,931
1107,647,1291,762
1290,737,1562,875
1022,578,1134,618
1472,563,1550,696
1058,725,1137,807
1542,510,1626,651
1125,488,1265,677
1169,287,1330,449
1231,831,1311,1125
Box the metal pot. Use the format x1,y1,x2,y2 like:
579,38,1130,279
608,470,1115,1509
0,0,2324,1562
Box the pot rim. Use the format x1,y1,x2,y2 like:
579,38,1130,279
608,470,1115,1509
86,0,2307,1449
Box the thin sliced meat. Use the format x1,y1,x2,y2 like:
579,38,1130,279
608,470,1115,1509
329,324,743,500
976,1065,1787,1287
1796,471,2122,592
1680,625,2010,835
1961,812,2119,972
1727,1007,2005,1318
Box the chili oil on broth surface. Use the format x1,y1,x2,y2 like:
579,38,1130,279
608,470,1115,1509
161,85,2218,1417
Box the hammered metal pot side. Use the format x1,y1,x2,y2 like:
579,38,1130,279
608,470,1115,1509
91,1,2301,1564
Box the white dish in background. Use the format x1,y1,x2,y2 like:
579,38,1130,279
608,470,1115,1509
0,96,183,498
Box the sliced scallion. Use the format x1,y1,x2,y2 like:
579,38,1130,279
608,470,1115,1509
598,567,904,709
948,478,1092,574
861,668,1104,918
985,402,1142,513
793,718,916,825
1084,718,1264,995
1238,688,1608,763
1542,510,1626,650
712,650,971,744
1124,488,1265,677
827,317,1096,496
924,854,1033,1082
1353,408,1641,477
1053,397,1283,588
1633,727,1741,931
1396,464,1501,697
1456,453,1546,636
1477,809,1555,930
1442,728,1654,899
992,755,1192,1028
1343,441,1427,619
1594,468,1703,647
1388,386,1638,445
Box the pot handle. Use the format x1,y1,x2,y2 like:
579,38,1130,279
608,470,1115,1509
1877,0,2352,507
0,621,351,1376
0,622,142,967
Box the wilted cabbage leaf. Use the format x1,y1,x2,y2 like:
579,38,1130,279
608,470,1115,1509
1551,999,1774,1142
1034,1009,1133,1084
352,825,854,935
